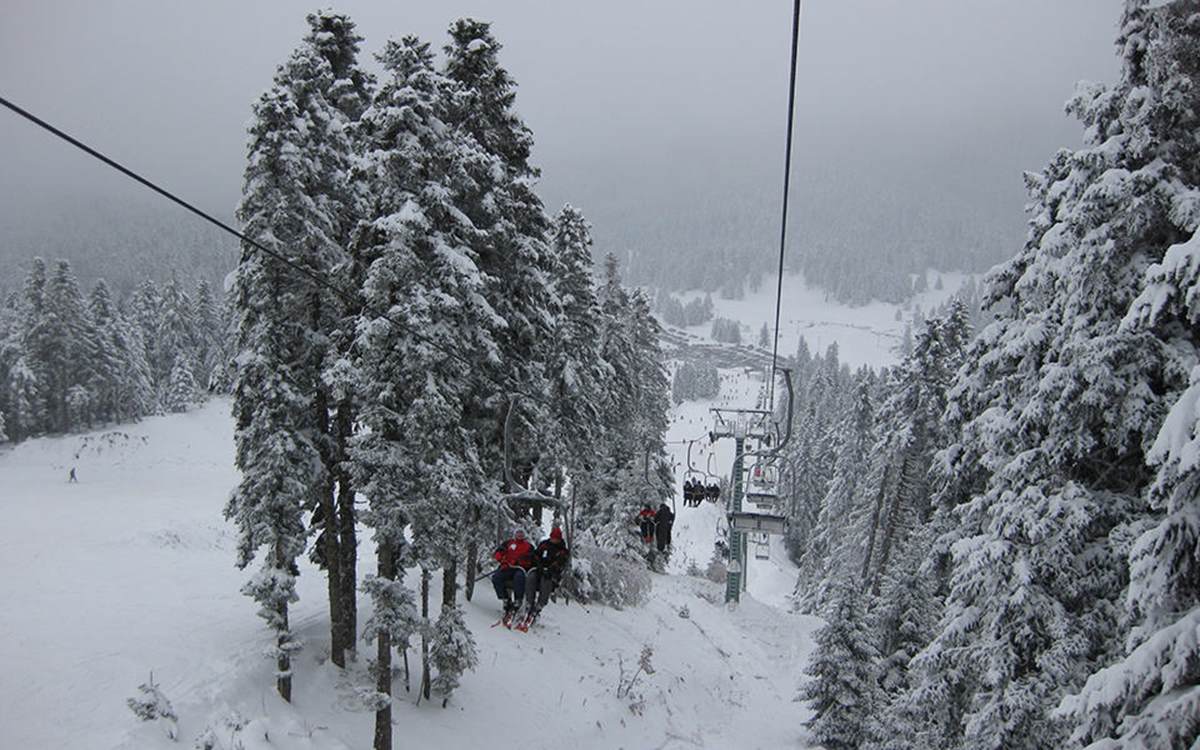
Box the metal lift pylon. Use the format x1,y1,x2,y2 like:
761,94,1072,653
710,369,793,604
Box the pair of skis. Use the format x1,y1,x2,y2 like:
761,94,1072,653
492,606,539,632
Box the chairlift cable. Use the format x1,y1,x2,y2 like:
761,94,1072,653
768,0,804,410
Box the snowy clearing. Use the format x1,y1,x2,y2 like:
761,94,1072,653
671,270,972,369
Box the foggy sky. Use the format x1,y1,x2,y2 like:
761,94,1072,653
0,0,1123,283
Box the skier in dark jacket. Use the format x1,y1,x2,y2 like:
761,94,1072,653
707,482,721,503
655,502,675,551
492,528,535,616
524,526,570,616
638,504,656,544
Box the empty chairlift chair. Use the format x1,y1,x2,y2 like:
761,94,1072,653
745,461,779,508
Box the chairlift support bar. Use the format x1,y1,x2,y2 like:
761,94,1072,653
709,407,774,443
496,396,561,543
686,439,700,476
705,453,719,482
758,369,795,458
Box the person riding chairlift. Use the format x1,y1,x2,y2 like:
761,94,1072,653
706,482,721,503
638,503,656,544
492,528,535,616
524,526,570,620
682,478,698,507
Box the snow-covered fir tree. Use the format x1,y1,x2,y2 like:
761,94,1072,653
903,4,1200,746
191,279,221,391
227,12,365,698
781,342,848,562
799,580,881,750
155,276,196,401
858,304,970,596
164,354,197,413
440,18,560,593
36,260,100,432
710,317,741,343
348,34,497,746
297,8,375,671
671,360,720,403
793,369,876,613
428,603,478,707
228,7,372,684
1056,3,1200,746
542,204,611,477
580,255,673,560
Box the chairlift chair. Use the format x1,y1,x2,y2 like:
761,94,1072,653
753,533,770,559
729,511,788,535
682,439,709,507
745,459,780,506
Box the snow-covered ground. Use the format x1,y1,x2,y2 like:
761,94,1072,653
0,396,821,749
673,270,971,368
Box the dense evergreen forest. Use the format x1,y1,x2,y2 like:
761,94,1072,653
0,259,231,443
783,3,1200,746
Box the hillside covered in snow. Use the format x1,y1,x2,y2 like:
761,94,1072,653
0,388,821,750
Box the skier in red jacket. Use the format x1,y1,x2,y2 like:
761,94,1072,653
492,528,535,617
638,504,657,544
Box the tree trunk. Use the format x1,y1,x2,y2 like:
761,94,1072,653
464,502,480,601
860,458,892,586
312,291,345,667
442,560,457,609
420,568,432,701
273,543,293,703
373,541,394,750
276,598,292,703
336,400,357,657
873,438,928,596
402,646,411,691
316,387,344,668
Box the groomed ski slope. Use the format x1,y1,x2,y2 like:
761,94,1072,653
0,387,821,750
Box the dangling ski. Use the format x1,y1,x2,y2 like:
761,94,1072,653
492,604,519,629
514,610,539,632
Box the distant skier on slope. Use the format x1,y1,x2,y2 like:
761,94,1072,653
492,528,535,619
655,502,675,552
638,504,657,544
521,526,570,627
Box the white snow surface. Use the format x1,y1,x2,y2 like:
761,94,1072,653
1,393,822,749
671,270,972,368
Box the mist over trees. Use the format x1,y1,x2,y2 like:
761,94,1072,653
0,197,238,301
584,146,1023,306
